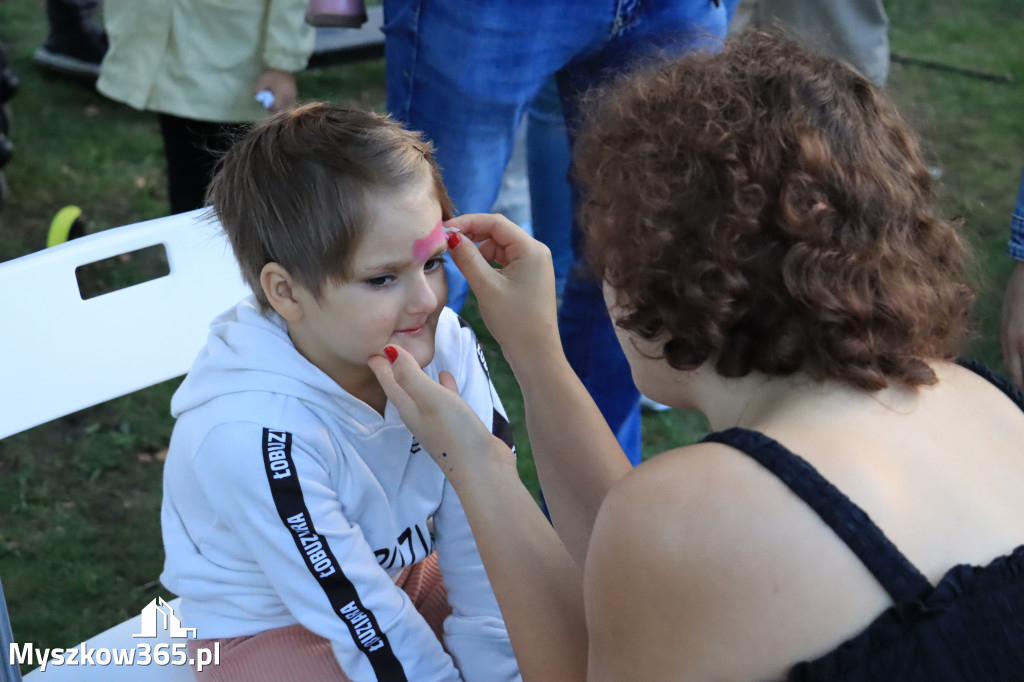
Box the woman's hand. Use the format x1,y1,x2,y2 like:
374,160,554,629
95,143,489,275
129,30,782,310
372,347,589,682
368,344,511,486
445,213,560,371
251,69,298,112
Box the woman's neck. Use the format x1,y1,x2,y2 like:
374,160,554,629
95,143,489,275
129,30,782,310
690,368,911,433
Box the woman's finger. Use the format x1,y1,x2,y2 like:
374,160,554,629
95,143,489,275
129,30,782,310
381,344,447,407
475,239,508,267
445,213,531,257
445,225,506,296
367,353,416,414
438,370,459,394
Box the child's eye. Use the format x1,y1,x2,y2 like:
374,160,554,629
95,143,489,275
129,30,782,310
365,274,395,288
424,257,445,273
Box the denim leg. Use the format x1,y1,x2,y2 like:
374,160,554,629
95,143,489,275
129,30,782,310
1009,169,1024,261
382,0,595,311
382,0,724,463
526,77,573,297
559,272,643,463
744,0,890,86
723,0,740,23
525,74,642,457
556,0,727,464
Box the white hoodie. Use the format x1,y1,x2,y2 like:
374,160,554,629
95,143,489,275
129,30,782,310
161,298,520,682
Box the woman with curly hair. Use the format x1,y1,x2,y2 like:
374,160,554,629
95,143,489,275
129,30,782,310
369,31,1024,680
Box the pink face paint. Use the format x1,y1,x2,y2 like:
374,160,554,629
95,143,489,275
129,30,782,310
412,220,446,263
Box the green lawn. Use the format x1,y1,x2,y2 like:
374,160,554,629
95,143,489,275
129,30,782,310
1,0,1022,671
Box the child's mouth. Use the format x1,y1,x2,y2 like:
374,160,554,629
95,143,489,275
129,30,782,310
394,325,425,337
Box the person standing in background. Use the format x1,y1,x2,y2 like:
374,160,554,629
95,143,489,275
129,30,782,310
96,0,314,214
730,0,890,86
382,0,729,464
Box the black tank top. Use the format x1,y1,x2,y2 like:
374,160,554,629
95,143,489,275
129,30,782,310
701,359,1024,681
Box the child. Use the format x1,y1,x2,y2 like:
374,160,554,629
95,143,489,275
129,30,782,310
160,103,521,682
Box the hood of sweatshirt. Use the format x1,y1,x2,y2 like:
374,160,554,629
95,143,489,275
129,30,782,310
171,297,388,430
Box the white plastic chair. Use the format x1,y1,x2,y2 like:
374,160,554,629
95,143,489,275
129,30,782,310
0,209,250,680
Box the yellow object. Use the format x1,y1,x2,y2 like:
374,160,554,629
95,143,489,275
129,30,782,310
46,205,83,247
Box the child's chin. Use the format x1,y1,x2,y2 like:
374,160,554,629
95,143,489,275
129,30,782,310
400,341,435,369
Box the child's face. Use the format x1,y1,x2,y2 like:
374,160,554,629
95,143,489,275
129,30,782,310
294,180,448,392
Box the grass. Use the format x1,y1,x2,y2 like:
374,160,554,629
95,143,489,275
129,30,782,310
1,0,1022,671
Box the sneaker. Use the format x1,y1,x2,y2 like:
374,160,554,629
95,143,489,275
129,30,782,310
306,0,368,28
639,395,672,413
34,26,108,78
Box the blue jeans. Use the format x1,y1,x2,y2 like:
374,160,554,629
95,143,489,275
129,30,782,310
1009,169,1024,262
526,78,573,297
384,0,727,462
723,0,739,22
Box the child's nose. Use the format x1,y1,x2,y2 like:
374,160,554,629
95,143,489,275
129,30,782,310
407,272,439,313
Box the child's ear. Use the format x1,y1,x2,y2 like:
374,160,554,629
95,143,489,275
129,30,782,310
261,263,304,322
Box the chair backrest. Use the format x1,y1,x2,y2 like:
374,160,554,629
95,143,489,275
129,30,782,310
0,210,249,681
0,209,250,439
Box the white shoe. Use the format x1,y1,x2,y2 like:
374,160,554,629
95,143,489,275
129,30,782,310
639,395,672,412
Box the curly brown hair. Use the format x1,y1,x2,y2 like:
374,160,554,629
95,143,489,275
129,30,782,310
575,30,974,391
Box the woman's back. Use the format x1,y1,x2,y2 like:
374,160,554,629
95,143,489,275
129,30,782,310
750,361,1024,581
584,360,1024,681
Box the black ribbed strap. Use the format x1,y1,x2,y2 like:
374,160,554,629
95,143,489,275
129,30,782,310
703,427,933,602
957,358,1024,412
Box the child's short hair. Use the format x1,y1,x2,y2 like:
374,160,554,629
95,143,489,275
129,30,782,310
208,102,454,310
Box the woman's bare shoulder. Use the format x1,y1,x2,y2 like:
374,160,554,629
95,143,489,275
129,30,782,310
582,441,892,681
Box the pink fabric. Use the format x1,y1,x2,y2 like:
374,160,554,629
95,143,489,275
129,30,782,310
189,554,450,681
305,0,367,28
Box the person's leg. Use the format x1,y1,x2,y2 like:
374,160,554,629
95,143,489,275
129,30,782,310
0,39,14,206
555,0,728,464
752,0,890,86
382,0,600,311
157,114,247,214
188,555,448,682
722,0,740,23
491,120,533,235
189,627,351,681
44,0,101,33
525,77,573,297
36,0,108,77
391,553,450,641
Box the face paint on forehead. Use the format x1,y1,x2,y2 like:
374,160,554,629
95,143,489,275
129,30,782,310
412,220,446,263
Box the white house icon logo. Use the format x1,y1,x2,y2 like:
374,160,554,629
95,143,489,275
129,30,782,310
132,597,197,638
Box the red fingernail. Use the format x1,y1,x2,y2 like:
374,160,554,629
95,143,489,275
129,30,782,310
447,231,461,250
384,346,398,363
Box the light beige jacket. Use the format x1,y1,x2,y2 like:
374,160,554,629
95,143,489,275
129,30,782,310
97,0,314,123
